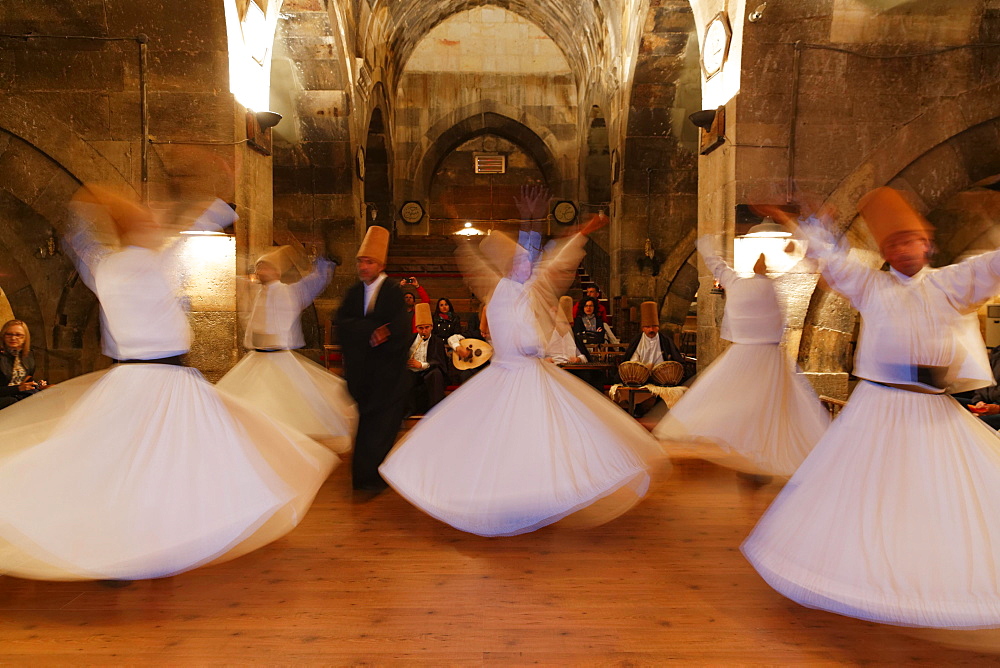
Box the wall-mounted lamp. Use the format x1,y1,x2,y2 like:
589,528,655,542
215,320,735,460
689,106,725,155
689,109,717,130
35,234,60,259
734,218,802,274
255,110,282,129
748,2,767,22
636,238,664,276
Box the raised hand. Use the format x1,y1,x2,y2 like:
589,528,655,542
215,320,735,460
514,184,550,221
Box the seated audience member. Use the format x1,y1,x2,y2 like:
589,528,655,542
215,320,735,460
407,303,448,415
574,296,607,345
432,297,464,342
968,345,1000,429
572,284,609,322
622,301,688,379
547,296,603,391
0,319,46,410
448,304,490,385
401,277,431,333
547,296,589,365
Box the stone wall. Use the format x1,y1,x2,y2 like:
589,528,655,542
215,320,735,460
695,0,1000,398
0,1,274,380
394,7,579,235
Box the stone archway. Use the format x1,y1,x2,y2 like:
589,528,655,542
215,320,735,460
0,129,107,381
406,103,566,205
363,106,394,231
796,85,1000,390
613,0,700,327
584,106,612,209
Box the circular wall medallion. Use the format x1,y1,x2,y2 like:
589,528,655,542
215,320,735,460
400,201,424,224
553,201,578,224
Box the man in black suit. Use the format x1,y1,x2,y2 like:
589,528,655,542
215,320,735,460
406,302,449,415
334,226,412,492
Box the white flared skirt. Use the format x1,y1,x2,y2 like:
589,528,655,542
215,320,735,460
742,381,1000,628
380,357,666,537
216,350,357,453
654,343,829,476
0,363,337,581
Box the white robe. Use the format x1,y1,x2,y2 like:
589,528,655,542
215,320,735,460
743,221,1000,628
654,244,828,476
217,258,357,452
380,235,665,536
0,207,337,581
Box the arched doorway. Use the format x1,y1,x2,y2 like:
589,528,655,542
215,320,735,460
363,107,393,231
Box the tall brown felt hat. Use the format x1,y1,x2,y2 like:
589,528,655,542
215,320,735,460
256,246,295,275
356,225,390,264
414,302,432,327
480,231,519,276
857,186,933,250
640,301,659,328
72,184,154,241
559,295,573,323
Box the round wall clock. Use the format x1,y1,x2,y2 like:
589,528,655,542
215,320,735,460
702,12,732,79
553,201,578,224
400,201,424,224
355,146,366,181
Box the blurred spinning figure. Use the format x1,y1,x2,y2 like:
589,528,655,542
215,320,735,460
217,245,357,452
654,240,829,476
380,214,666,536
743,187,1000,628
0,184,336,581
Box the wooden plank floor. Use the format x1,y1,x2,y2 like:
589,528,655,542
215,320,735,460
1,452,999,665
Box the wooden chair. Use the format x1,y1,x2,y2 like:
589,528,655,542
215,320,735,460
818,395,847,418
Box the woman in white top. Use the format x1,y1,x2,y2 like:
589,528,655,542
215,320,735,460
0,185,336,581
654,237,829,476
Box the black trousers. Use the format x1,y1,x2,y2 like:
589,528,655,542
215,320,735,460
351,371,411,491
409,367,446,416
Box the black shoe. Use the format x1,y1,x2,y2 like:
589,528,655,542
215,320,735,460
97,579,133,588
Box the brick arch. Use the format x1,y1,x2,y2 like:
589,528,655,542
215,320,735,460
797,83,1000,375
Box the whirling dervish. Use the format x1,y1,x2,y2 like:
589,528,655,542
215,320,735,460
217,245,357,453
654,237,829,476
379,213,666,537
743,188,1000,629
0,184,336,581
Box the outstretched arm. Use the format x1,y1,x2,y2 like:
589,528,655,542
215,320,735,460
696,235,739,288
290,257,335,310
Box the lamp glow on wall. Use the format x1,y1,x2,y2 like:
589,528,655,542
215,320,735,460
224,0,278,112
733,218,803,274
177,231,237,313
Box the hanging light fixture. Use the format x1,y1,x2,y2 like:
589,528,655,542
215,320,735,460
734,217,801,274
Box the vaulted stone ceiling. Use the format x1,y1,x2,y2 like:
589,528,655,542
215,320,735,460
365,0,615,85
273,0,654,143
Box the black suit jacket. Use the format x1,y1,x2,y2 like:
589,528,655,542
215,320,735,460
334,278,412,407
410,333,449,372
0,350,35,397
